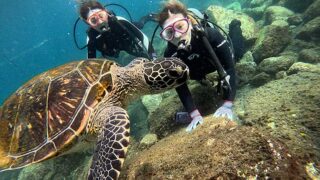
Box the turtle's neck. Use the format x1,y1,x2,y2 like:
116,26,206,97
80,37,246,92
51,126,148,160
101,64,145,108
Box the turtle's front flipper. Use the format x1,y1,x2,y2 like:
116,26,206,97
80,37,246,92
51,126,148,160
88,106,130,180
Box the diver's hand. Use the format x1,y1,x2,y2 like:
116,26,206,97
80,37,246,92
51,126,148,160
213,101,234,120
186,109,204,132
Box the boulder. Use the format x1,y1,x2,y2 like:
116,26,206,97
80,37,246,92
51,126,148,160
287,62,320,75
243,6,265,21
275,71,287,79
284,39,317,52
121,119,309,179
296,16,320,42
299,48,320,64
278,0,315,13
141,94,163,114
303,0,320,21
235,51,257,85
258,55,296,75
226,2,242,11
148,81,220,138
127,99,149,140
252,25,291,63
206,5,258,47
249,0,272,8
17,152,91,180
243,0,273,20
139,133,158,149
250,72,272,86
264,6,294,25
240,71,320,163
287,14,303,26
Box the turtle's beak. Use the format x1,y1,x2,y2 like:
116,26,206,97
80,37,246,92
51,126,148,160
167,65,184,78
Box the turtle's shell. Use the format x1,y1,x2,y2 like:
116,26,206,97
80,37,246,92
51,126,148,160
0,59,115,170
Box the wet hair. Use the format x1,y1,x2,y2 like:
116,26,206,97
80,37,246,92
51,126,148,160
78,0,104,20
158,0,188,27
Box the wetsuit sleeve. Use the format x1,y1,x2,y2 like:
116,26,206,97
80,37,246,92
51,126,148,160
207,27,236,101
175,83,197,113
163,42,176,57
87,37,96,58
163,42,197,113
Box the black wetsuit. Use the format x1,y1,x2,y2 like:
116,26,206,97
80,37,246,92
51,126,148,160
87,18,153,59
164,27,236,113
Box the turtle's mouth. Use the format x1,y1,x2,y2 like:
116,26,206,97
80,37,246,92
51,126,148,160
176,67,189,85
167,66,184,79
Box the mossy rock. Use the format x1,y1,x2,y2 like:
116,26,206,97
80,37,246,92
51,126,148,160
252,25,291,63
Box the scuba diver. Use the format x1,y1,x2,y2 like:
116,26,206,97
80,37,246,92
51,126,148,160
158,0,237,132
78,1,157,59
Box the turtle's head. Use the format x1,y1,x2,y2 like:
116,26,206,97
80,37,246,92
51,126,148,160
142,57,189,92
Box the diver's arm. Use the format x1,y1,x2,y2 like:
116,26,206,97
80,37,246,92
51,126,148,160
176,83,204,132
206,28,237,121
175,83,197,113
163,42,177,58
164,43,197,112
87,37,96,58
165,42,203,131
207,27,236,101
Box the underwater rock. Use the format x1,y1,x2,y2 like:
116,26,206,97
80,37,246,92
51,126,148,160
287,14,303,26
206,5,258,47
121,119,308,179
275,71,287,79
299,48,320,64
243,0,273,20
17,152,91,180
249,0,272,8
258,55,296,75
148,81,220,138
241,72,320,163
226,2,242,11
285,39,317,52
235,51,257,86
296,16,320,42
278,0,315,13
270,20,289,27
243,6,265,21
287,62,320,75
303,0,320,21
264,6,294,25
127,99,149,140
250,72,272,86
147,89,182,138
252,25,291,64
141,94,163,114
139,133,158,149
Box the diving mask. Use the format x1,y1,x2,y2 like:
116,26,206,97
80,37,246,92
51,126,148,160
86,9,110,33
160,18,190,41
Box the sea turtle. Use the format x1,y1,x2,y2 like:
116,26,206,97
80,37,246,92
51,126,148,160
0,57,189,179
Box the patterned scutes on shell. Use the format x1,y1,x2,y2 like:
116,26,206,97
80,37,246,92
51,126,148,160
0,59,115,170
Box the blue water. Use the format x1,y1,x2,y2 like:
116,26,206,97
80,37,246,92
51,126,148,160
0,0,217,104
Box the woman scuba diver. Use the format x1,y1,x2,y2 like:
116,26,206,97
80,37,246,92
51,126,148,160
158,0,237,132
78,1,156,59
